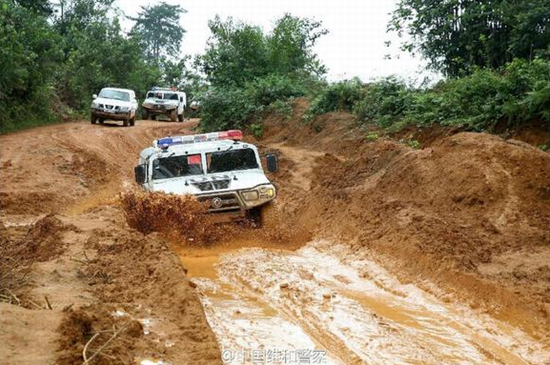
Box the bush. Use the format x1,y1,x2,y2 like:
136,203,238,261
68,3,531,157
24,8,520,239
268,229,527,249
199,75,307,132
304,78,364,122
352,59,550,132
354,77,414,129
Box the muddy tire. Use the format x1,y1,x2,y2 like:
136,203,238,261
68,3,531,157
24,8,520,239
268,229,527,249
99,118,104,124
249,202,279,229
129,116,135,126
142,109,149,120
90,114,97,124
151,115,156,121
123,118,129,127
170,110,177,122
178,110,184,122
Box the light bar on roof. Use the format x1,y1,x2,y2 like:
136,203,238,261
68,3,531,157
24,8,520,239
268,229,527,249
154,130,242,148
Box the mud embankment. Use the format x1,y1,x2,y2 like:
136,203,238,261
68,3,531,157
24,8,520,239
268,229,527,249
0,121,222,364
260,98,550,339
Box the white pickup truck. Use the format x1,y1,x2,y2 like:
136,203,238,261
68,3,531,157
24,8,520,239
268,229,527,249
91,88,138,127
142,87,187,122
134,130,278,221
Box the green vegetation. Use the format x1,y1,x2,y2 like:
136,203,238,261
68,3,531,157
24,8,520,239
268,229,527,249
389,0,550,77
196,14,327,133
305,59,550,132
0,0,187,133
2,0,549,136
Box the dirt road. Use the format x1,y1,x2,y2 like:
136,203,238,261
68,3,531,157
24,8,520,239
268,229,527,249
1,117,549,364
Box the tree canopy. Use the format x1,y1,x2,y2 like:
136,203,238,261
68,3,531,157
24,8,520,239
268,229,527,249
130,2,187,62
389,0,550,76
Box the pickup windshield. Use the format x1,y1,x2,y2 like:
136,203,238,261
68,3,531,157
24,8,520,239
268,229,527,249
152,154,203,180
207,149,259,173
99,89,130,101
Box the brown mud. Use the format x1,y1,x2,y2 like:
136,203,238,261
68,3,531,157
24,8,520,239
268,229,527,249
1,108,549,364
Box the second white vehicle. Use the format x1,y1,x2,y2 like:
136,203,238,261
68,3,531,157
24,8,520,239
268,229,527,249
91,88,138,127
142,87,187,122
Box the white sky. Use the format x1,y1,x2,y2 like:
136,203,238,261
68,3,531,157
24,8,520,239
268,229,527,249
116,0,433,82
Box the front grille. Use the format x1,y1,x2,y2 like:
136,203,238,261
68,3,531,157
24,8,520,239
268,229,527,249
198,193,241,211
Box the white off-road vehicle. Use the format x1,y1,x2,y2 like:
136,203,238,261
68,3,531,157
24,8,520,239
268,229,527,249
142,87,187,122
134,130,278,221
91,88,138,127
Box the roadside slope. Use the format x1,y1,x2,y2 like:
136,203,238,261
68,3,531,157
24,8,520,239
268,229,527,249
262,99,550,339
0,120,222,364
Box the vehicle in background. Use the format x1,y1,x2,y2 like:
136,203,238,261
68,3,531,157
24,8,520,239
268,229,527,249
134,130,279,222
142,87,186,122
91,88,138,127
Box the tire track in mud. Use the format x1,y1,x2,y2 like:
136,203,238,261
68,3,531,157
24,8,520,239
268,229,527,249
183,241,549,365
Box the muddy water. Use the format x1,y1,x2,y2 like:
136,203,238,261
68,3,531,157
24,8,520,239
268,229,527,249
179,241,549,365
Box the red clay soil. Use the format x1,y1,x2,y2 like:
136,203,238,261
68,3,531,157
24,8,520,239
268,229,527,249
0,121,222,365
262,98,550,339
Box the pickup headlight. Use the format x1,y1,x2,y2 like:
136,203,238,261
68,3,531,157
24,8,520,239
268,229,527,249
119,106,130,112
91,102,99,108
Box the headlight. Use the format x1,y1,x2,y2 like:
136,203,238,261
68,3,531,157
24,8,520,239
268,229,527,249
91,102,99,108
119,106,129,112
259,185,275,198
242,190,259,201
143,102,152,108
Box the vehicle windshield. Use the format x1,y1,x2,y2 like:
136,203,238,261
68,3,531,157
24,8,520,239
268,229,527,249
164,92,179,100
152,154,203,180
99,89,130,101
207,148,259,173
146,91,178,100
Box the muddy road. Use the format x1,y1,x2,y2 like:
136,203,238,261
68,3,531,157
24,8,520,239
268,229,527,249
1,117,549,364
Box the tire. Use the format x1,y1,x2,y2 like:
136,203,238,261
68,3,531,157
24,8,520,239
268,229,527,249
130,116,135,126
123,118,129,127
178,112,184,122
99,118,104,124
248,201,279,229
143,109,149,120
151,115,156,121
170,109,177,122
90,114,97,124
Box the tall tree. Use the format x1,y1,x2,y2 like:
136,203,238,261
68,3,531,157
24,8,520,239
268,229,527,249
389,0,550,77
130,2,187,63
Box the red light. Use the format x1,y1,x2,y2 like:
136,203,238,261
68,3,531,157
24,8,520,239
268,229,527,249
219,130,242,141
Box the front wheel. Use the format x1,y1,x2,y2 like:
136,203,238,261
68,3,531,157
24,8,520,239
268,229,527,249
129,116,135,126
123,118,129,127
170,109,177,122
178,110,184,122
90,114,97,124
142,109,149,120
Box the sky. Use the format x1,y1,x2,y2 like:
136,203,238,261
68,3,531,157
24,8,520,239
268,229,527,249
116,0,434,82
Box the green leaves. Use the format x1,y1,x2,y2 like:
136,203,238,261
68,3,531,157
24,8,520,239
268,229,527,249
390,0,550,76
130,2,187,63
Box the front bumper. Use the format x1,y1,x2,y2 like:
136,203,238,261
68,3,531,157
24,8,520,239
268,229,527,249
92,109,131,120
143,105,177,114
196,185,277,212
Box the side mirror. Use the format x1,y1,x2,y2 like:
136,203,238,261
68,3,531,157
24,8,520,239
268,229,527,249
134,165,146,184
92,94,97,99
266,154,278,173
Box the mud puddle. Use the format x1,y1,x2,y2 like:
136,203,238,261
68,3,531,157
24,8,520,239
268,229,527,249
179,241,549,365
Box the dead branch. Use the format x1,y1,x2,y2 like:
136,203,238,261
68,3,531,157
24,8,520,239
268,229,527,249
82,324,128,365
44,295,53,310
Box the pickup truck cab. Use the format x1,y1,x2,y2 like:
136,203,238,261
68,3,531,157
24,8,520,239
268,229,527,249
142,87,187,122
134,130,278,221
91,88,138,127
